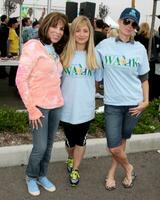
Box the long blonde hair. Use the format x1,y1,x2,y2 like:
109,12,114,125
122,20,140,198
138,22,150,38
61,16,98,69
107,28,119,38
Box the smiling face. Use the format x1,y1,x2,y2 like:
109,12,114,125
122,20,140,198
74,23,90,50
48,20,65,44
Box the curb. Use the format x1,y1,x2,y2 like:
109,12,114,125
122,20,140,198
0,133,160,168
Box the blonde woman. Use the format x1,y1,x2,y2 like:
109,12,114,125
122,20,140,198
107,28,119,38
135,22,150,51
60,16,101,186
96,8,149,190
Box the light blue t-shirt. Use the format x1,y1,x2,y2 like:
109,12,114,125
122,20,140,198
96,37,150,106
60,50,102,124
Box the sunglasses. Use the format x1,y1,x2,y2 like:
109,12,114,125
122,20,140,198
122,19,138,29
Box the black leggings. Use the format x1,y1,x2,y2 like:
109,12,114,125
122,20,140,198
62,121,91,147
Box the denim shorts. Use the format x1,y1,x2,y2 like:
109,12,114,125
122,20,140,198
104,105,141,148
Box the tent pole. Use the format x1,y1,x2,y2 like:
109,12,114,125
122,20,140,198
47,0,51,14
131,0,136,8
19,2,22,55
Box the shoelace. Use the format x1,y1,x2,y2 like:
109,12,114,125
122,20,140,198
71,170,80,179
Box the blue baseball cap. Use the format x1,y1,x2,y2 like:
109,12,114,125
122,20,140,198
119,8,140,25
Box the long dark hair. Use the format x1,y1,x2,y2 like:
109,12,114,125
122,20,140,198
38,12,69,54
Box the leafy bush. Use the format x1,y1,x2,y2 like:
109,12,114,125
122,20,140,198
0,99,159,135
133,98,160,134
89,113,105,137
89,98,160,135
0,106,29,133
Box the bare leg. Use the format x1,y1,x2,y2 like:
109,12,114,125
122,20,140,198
107,157,118,179
105,157,117,189
73,145,86,170
95,81,100,93
106,140,126,189
65,145,74,158
65,145,75,172
109,141,134,186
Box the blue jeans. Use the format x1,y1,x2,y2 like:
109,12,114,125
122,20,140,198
26,107,62,178
104,105,141,148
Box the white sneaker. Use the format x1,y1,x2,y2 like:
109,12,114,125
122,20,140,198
95,93,104,99
95,106,104,113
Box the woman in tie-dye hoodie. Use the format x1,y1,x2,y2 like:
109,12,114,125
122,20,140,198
16,12,69,196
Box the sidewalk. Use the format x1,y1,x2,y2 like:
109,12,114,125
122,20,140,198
0,78,160,199
0,151,160,200
0,133,160,167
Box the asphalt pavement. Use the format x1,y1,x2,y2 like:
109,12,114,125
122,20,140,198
0,73,160,200
0,151,160,200
0,78,24,109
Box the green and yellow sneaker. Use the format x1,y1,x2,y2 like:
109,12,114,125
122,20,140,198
69,169,80,186
66,158,73,173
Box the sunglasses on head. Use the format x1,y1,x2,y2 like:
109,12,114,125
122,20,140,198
122,19,138,29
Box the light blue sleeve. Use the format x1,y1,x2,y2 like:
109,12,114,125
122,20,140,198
94,49,103,81
138,47,150,75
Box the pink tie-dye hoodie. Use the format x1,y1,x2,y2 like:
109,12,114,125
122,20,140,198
16,39,64,120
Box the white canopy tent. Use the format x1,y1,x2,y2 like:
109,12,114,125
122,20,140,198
104,15,119,28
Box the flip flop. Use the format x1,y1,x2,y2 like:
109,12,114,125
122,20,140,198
105,178,116,191
122,172,137,188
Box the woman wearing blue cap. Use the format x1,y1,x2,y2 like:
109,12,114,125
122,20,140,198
96,8,149,190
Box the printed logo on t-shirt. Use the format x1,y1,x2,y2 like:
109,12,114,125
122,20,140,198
64,64,93,76
104,55,140,69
